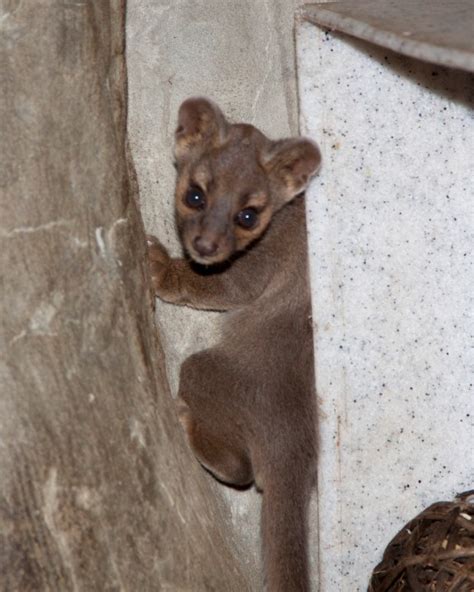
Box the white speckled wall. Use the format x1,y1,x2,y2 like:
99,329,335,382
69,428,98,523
297,21,473,591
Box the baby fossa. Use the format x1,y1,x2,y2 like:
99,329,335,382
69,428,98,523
148,97,321,591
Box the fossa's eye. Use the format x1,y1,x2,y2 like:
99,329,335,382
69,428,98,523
184,186,206,209
235,208,258,229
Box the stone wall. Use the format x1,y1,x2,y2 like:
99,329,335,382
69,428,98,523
0,2,250,589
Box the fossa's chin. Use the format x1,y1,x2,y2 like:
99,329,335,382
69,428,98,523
188,249,233,266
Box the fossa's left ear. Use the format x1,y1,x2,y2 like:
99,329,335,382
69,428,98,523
262,138,321,204
174,97,229,162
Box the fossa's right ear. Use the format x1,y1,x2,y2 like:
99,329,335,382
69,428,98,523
174,97,228,161
262,137,321,204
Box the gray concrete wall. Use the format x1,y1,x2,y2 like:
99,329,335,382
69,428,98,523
126,1,302,588
297,17,474,591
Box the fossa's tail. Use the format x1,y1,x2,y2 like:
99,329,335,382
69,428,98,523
261,473,312,591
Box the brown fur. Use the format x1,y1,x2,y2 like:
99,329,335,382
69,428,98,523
148,97,321,591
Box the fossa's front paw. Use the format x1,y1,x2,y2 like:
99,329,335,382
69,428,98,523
147,234,171,293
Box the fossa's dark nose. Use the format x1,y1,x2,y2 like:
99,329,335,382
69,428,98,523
193,236,218,257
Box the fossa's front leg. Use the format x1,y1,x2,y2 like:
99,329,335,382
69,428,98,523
147,234,268,311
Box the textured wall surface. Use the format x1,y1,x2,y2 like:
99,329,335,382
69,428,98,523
126,1,304,588
297,20,473,591
0,2,251,589
127,0,301,391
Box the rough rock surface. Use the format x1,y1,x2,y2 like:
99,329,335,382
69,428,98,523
0,1,251,590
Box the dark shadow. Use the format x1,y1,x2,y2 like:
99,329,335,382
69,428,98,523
202,465,254,492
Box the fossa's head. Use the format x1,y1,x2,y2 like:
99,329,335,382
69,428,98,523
173,97,321,265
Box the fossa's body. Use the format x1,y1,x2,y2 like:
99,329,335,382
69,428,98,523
148,98,320,591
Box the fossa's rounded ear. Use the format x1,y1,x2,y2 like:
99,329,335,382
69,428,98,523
174,97,229,161
262,138,321,203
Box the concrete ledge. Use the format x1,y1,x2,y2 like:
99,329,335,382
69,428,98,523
300,0,474,72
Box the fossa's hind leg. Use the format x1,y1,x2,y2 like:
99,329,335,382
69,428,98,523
177,350,253,487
